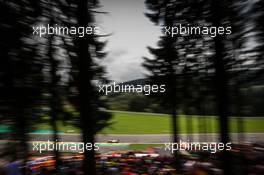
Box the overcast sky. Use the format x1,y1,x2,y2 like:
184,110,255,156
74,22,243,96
97,0,161,82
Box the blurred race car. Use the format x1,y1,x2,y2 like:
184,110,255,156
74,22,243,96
107,139,119,143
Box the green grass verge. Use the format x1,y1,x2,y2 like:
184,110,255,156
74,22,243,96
33,111,264,134
100,111,264,134
128,144,163,151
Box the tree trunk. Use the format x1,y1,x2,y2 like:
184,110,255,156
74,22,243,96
171,103,181,172
48,20,61,171
76,0,96,174
234,85,244,142
15,107,29,167
186,116,193,141
198,100,207,142
211,1,232,174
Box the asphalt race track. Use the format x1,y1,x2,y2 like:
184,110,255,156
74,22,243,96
1,133,263,143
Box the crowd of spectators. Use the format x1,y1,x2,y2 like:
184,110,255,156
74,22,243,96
0,143,264,175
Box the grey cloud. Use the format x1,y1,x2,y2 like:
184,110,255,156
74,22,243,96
98,0,160,82
102,53,146,82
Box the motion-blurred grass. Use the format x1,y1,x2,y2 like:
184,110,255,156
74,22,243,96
33,110,264,134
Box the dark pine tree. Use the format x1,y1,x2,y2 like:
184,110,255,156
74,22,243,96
143,0,189,171
144,0,213,170
0,0,43,164
55,0,112,174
